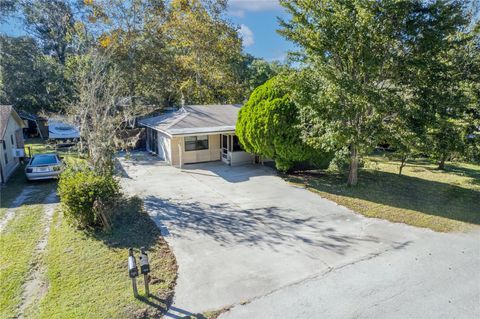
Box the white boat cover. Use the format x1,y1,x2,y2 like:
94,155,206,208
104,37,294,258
48,120,80,139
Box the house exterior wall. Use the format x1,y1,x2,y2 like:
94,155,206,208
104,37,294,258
1,116,24,183
170,134,221,166
230,151,254,166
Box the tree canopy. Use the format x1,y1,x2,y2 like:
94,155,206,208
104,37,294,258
279,0,479,184
1,0,281,111
236,75,331,171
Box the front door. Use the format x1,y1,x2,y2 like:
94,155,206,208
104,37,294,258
157,135,166,160
221,134,229,164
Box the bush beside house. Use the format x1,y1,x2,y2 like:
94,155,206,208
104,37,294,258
236,75,332,172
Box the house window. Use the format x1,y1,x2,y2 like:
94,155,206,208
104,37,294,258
185,135,209,151
10,135,14,146
4,151,8,164
232,136,243,152
2,141,5,150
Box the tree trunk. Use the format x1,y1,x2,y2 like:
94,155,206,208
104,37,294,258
347,145,358,186
399,155,407,176
438,153,447,170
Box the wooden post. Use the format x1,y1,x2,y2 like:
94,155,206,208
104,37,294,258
144,274,149,296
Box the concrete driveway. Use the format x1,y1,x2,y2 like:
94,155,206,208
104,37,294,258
118,155,480,319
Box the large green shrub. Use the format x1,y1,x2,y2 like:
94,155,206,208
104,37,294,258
236,75,332,172
58,164,120,229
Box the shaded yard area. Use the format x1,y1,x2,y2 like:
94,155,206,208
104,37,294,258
38,199,177,319
285,156,480,232
1,138,178,319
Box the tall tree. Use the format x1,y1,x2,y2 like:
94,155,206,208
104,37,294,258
396,1,477,169
84,0,170,104
241,55,288,95
165,0,245,105
279,0,409,185
0,35,67,111
68,50,149,174
24,0,76,65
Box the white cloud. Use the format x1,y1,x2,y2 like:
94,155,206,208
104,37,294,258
229,0,281,11
228,9,246,18
238,24,254,47
228,0,281,17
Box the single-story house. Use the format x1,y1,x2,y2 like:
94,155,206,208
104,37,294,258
0,105,25,183
138,104,254,166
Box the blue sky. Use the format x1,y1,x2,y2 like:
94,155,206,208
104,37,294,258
226,0,294,61
0,0,293,62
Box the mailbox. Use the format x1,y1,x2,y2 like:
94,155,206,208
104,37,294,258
128,248,139,278
139,247,150,275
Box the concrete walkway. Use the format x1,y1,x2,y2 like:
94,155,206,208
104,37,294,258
118,156,480,318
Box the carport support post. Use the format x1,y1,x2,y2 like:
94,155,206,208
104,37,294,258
178,144,183,169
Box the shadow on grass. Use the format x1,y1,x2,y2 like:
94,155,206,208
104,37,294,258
441,163,480,181
1,163,58,208
288,169,480,226
90,197,159,250
88,196,177,317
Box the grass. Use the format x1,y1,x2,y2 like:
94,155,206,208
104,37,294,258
0,204,45,318
1,137,76,219
24,138,79,159
37,198,177,319
1,138,177,318
0,164,30,219
285,156,480,232
181,307,233,319
0,177,56,319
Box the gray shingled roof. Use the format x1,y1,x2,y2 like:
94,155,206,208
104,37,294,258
139,104,241,136
1,105,18,140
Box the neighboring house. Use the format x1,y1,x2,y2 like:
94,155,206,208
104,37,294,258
0,105,25,183
139,104,254,166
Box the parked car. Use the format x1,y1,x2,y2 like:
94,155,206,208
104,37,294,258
25,154,64,181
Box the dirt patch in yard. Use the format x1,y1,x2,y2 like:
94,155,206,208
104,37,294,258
0,186,37,232
37,196,178,319
18,191,58,318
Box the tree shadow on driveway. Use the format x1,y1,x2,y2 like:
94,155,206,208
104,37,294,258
143,196,405,256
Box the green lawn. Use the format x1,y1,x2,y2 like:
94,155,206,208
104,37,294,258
0,183,55,318
285,156,480,232
36,199,177,319
1,138,77,219
1,139,178,318
24,138,79,159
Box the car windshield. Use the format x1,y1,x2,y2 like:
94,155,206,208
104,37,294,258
31,155,58,166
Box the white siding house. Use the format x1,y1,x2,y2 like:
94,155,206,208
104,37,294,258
0,106,25,183
139,105,255,167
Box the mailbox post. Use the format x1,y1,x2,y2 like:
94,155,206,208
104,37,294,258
139,247,151,296
128,248,139,297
